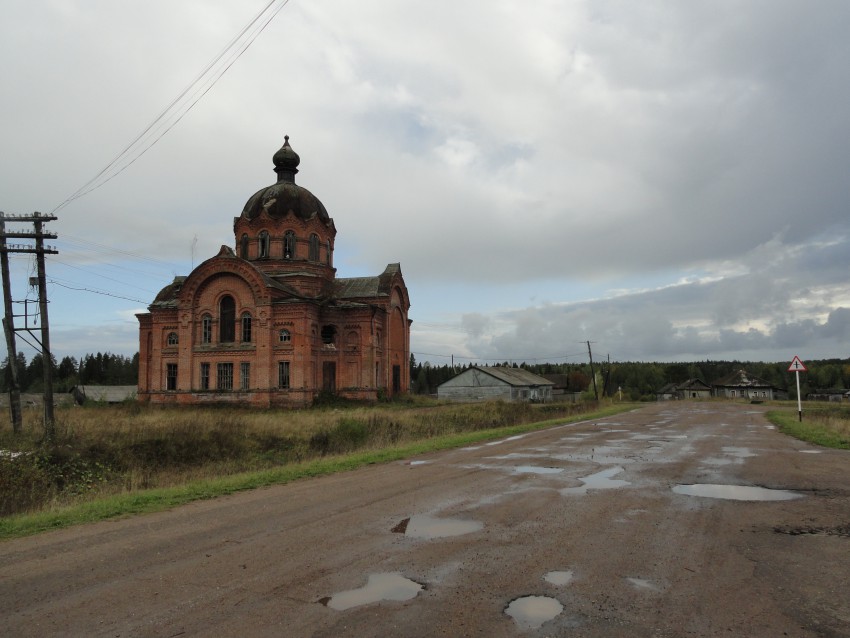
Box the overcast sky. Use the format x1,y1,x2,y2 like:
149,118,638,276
2,0,849,368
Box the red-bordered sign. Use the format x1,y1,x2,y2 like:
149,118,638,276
788,356,807,372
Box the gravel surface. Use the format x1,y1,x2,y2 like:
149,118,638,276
1,402,848,637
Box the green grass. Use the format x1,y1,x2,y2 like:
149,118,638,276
766,409,850,449
0,403,634,540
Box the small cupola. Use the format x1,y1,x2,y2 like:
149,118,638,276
273,135,300,183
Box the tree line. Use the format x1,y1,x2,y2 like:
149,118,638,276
1,352,139,393
410,355,850,400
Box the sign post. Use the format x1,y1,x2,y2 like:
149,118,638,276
787,356,807,422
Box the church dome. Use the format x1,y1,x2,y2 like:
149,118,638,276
241,136,331,224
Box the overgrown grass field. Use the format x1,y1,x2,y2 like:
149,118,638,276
767,403,850,449
0,398,627,535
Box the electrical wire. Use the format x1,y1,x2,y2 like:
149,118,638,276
51,0,292,214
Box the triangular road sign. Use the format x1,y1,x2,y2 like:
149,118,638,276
788,356,807,372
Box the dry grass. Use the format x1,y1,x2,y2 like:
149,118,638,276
1,399,594,516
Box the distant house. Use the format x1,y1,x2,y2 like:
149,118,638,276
71,385,138,405
437,366,554,403
540,374,582,403
656,379,713,401
807,388,849,402
711,370,779,401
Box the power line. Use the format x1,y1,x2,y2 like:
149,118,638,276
51,0,292,214
48,280,149,305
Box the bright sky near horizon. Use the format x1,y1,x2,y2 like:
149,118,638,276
2,0,849,368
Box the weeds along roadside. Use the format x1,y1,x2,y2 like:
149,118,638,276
0,398,620,522
766,404,850,449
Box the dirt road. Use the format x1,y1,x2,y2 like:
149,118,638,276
1,402,848,637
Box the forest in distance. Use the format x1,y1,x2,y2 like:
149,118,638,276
3,351,849,402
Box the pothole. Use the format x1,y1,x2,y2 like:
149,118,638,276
504,595,563,629
773,524,850,537
543,570,573,585
561,466,630,495
321,573,423,610
626,577,661,591
512,465,564,475
391,515,483,538
672,484,802,501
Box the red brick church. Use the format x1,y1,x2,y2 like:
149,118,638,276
137,137,411,406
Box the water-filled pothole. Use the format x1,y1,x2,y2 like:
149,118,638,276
543,570,574,585
504,595,563,629
672,484,802,501
512,465,564,475
561,466,630,495
321,573,423,610
392,515,483,538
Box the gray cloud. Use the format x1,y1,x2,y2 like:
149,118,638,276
2,1,849,363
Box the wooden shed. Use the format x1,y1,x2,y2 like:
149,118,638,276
437,366,554,403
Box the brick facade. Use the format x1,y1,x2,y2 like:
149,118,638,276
137,137,411,407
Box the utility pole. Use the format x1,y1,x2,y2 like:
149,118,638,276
586,340,598,401
0,211,59,441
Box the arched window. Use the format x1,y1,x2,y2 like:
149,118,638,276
284,231,296,259
220,296,236,343
309,234,319,261
201,314,213,344
240,234,249,259
166,332,178,346
258,231,270,258
326,239,332,265
279,329,291,343
241,312,252,343
321,325,336,345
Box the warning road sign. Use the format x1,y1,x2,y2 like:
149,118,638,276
788,356,807,373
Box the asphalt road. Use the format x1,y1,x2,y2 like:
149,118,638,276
1,402,848,637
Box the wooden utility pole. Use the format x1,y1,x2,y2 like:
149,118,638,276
0,212,59,441
587,340,598,401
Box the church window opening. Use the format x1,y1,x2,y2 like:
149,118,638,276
326,240,331,265
201,315,213,344
258,231,270,258
200,363,210,390
220,295,236,343
321,325,337,345
309,234,320,261
166,332,178,346
240,362,250,390
278,361,290,388
240,233,249,258
241,312,252,343
279,329,291,343
217,362,234,390
284,231,296,259
166,363,178,391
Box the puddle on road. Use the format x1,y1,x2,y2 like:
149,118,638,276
513,465,564,475
672,484,803,501
561,466,630,495
721,447,756,460
701,457,733,466
323,573,423,610
626,577,661,592
504,595,563,629
392,515,483,538
800,450,822,454
543,570,574,586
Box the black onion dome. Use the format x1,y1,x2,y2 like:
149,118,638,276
241,136,331,224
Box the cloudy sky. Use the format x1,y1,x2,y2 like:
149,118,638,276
2,0,849,368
